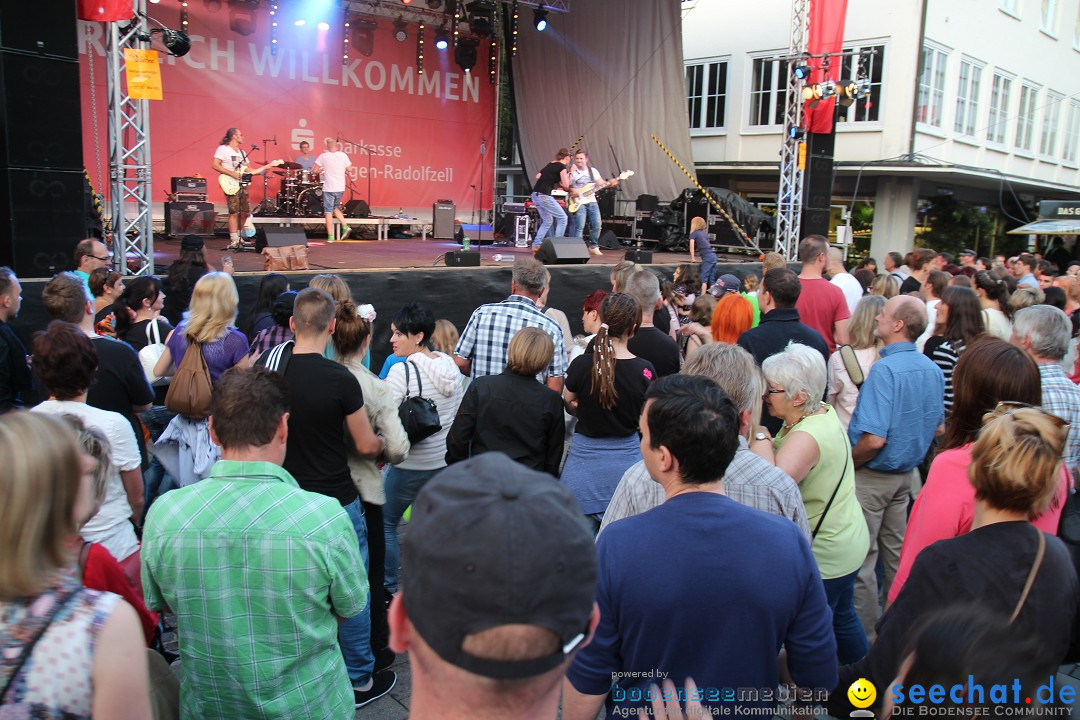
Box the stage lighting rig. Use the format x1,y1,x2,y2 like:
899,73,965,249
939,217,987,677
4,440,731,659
353,17,377,56
801,79,836,108
533,4,547,31
468,0,495,37
393,16,408,41
131,12,192,56
434,24,449,49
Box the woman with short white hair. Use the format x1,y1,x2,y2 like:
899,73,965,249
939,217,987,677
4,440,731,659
751,341,870,665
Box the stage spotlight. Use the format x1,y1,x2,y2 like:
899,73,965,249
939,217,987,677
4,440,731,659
317,20,329,30
792,64,811,80
227,0,259,35
160,27,192,55
455,36,478,72
353,17,377,56
533,4,547,31
787,126,805,140
393,17,407,41
425,0,442,7
801,79,836,108
468,0,494,37
402,0,413,4
294,18,305,25
434,25,449,49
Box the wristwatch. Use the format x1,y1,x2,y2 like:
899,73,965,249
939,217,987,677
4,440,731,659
753,432,770,442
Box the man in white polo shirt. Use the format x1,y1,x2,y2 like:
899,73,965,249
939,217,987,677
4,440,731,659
313,139,353,243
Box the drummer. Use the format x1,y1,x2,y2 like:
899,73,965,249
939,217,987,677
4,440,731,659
294,141,316,172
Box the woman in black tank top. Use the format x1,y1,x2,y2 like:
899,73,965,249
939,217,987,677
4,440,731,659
530,149,571,250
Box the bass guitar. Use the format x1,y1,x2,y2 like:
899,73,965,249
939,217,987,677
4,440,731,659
568,170,634,213
219,159,283,196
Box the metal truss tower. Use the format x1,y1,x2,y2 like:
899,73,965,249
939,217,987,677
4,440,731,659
775,0,810,261
106,1,155,276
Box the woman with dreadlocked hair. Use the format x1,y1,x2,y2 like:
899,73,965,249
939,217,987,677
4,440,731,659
561,293,655,531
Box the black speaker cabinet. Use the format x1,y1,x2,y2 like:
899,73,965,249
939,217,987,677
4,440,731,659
433,201,455,239
261,225,308,247
536,236,590,265
0,0,78,59
444,250,480,267
164,201,215,238
0,168,84,277
0,52,82,170
625,249,653,263
344,199,369,218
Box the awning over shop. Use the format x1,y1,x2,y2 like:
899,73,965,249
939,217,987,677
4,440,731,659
1008,219,1080,235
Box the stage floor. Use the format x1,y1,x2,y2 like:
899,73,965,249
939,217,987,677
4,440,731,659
158,234,696,273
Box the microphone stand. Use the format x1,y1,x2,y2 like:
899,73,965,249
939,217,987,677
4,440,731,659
257,136,276,215
470,184,478,245
478,136,486,245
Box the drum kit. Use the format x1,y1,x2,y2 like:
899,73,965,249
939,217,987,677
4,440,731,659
253,161,325,217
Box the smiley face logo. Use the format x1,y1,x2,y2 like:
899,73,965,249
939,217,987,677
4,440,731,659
848,678,876,709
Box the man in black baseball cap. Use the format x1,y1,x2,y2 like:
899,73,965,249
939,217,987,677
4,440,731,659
388,452,599,719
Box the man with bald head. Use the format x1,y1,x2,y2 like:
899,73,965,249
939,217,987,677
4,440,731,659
847,295,944,641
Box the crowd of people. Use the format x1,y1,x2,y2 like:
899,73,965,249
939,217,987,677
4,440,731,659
1,234,1079,719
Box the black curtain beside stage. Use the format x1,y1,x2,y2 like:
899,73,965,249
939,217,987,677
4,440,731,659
9,262,749,372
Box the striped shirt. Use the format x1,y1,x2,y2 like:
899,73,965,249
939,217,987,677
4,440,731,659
454,294,568,379
598,437,812,542
1039,362,1080,474
141,460,366,720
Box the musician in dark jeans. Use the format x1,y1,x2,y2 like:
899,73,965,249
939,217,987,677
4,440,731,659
530,148,571,250
567,149,619,257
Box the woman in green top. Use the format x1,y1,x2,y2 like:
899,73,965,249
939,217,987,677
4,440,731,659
750,342,871,664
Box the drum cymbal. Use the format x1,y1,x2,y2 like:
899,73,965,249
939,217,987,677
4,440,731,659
271,170,286,176
279,161,304,170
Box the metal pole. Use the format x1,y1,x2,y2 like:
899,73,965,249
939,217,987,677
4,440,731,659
775,0,810,261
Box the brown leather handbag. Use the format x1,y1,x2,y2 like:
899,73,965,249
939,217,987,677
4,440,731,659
164,341,213,419
262,245,309,271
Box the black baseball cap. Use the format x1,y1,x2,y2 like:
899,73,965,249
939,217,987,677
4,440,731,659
401,453,598,679
959,248,976,257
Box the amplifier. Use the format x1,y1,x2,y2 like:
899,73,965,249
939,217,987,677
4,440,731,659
433,201,455,240
445,250,480,267
174,192,208,202
165,201,215,237
503,202,527,214
171,176,207,193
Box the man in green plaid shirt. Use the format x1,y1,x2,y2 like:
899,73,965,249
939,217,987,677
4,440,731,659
142,367,368,719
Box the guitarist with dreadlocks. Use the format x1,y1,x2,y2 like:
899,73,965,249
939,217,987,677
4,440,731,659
212,127,281,250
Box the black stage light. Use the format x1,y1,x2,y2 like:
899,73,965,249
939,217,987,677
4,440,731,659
161,28,192,56
533,4,547,31
353,17,377,56
468,0,495,37
435,25,449,49
425,0,442,7
393,17,408,41
455,36,478,72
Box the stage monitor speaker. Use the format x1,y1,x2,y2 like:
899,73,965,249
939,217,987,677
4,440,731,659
433,201,455,239
625,249,653,263
164,201,215,238
536,236,590,265
444,250,480,267
0,2,78,58
636,194,659,212
598,229,622,250
344,199,369,218
0,168,85,277
262,225,308,247
0,52,82,169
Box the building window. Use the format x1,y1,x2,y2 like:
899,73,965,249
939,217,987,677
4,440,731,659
1043,0,1058,33
999,0,1019,14
837,44,885,124
1016,83,1040,151
749,56,789,127
1063,102,1080,163
954,58,983,136
1041,92,1063,157
987,72,1013,144
685,60,727,131
1074,4,1080,48
916,43,948,128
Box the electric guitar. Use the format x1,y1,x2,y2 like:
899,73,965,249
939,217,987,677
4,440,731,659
568,170,634,213
219,159,283,196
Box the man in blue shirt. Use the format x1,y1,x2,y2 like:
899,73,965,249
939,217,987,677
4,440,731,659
848,295,944,641
562,375,836,720
1013,253,1040,289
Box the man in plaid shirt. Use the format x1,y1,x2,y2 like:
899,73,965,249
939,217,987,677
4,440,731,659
142,367,367,719
454,257,567,391
1012,305,1080,474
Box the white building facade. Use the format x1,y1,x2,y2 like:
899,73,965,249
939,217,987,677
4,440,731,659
682,0,1080,259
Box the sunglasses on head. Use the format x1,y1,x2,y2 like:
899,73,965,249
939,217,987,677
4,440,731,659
986,401,1070,431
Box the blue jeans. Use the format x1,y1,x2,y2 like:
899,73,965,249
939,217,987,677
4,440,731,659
383,466,440,594
822,568,868,664
531,192,566,247
568,201,601,247
339,497,375,686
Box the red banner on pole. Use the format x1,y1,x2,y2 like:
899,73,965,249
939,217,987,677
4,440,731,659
804,0,848,134
78,6,496,215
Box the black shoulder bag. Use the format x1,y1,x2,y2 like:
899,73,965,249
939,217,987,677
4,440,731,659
397,360,442,443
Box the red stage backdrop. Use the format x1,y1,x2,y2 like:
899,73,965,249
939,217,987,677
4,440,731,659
77,6,496,215
804,0,849,133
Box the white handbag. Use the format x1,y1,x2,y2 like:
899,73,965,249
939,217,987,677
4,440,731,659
139,320,171,386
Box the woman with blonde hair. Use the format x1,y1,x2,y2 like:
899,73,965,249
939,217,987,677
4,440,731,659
562,293,655,528
430,319,459,355
310,273,377,366
154,272,248,384
835,405,1078,709
445,327,566,475
0,412,152,720
826,294,886,430
610,260,639,293
870,273,898,298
